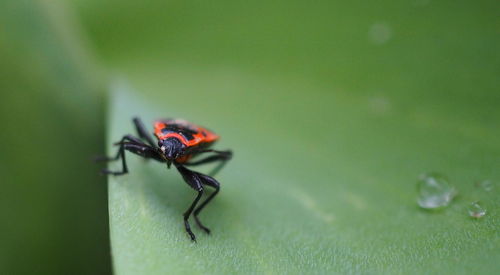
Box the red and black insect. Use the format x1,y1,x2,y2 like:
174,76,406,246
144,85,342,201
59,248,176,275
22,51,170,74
97,117,232,241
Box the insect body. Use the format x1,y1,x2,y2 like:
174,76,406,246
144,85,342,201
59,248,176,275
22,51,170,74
154,119,220,166
97,117,232,241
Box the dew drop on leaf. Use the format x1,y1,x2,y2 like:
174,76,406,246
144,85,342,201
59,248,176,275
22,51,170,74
476,180,494,192
417,172,457,209
468,201,487,218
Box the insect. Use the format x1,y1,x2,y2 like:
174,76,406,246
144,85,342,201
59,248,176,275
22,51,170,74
97,117,232,241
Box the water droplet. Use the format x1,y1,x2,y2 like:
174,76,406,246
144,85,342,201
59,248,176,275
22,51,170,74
476,180,494,192
467,201,486,218
368,22,392,45
417,172,457,209
368,96,391,114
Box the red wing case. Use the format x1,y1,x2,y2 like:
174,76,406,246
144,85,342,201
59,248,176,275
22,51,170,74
154,119,219,147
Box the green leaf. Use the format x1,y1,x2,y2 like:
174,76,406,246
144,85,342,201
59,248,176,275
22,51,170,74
107,84,499,274
0,0,110,274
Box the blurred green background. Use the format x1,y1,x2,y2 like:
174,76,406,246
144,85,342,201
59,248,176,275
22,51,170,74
0,0,498,274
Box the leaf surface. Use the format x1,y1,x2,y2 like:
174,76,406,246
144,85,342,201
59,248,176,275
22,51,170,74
107,85,499,274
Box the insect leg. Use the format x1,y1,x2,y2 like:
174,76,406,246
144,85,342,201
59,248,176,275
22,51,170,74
193,173,220,234
176,165,205,241
100,142,128,176
133,117,156,147
101,142,162,175
184,150,232,176
95,135,145,162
